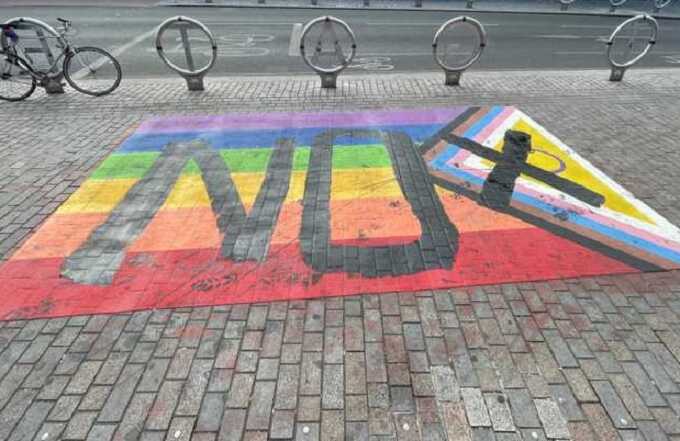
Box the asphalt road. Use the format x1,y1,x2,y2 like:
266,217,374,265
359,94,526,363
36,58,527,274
2,4,680,77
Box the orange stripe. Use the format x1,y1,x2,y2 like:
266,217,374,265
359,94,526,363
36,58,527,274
12,189,529,260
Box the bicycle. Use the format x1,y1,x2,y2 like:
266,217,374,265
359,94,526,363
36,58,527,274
0,18,122,101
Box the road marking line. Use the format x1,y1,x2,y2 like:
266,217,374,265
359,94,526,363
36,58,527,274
289,23,303,57
560,24,613,29
72,25,159,79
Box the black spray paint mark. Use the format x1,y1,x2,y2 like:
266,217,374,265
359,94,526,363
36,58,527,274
300,129,459,278
419,110,660,272
480,130,532,209
61,138,294,285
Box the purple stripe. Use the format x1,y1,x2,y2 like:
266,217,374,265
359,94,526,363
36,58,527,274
137,107,468,134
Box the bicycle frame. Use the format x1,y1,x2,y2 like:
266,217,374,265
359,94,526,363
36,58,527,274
1,21,73,81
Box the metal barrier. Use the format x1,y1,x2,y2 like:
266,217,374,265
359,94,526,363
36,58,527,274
300,16,356,88
2,17,66,94
433,16,487,86
606,14,658,81
155,16,217,91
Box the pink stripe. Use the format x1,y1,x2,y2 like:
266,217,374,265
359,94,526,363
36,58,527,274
459,168,680,252
446,107,516,167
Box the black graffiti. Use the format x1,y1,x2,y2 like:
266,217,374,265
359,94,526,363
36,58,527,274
61,138,294,285
300,129,459,278
420,107,660,272
444,131,605,209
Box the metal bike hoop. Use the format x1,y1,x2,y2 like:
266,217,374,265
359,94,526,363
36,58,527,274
655,0,672,9
610,0,628,7
2,17,67,94
606,14,658,69
299,16,357,75
432,16,487,73
155,16,217,78
2,17,66,48
559,0,576,4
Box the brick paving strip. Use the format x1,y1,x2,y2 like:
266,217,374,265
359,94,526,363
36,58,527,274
1,68,680,440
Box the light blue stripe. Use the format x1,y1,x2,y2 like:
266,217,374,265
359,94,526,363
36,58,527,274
431,160,680,264
432,106,505,170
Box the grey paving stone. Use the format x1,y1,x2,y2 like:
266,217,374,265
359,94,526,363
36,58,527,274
484,393,515,432
295,422,319,441
275,364,299,410
534,398,570,440
322,364,344,409
112,392,156,441
63,411,98,440
321,410,344,441
97,364,145,423
85,424,116,441
225,374,254,408
345,422,369,441
246,381,276,430
7,400,53,441
621,362,667,407
549,384,584,422
217,408,246,441
461,388,491,428
270,410,295,440
176,358,213,416
507,388,540,428
146,381,183,430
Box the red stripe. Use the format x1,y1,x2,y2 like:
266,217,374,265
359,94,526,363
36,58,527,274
0,228,637,319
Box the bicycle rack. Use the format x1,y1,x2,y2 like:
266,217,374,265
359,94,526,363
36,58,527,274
300,16,356,89
654,0,672,13
610,0,628,13
606,14,658,81
559,0,576,11
155,16,217,91
2,17,67,94
433,16,487,86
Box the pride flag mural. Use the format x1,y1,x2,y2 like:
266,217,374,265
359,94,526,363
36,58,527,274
1,106,679,319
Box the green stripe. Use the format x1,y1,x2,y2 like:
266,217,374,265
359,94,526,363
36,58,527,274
91,145,391,180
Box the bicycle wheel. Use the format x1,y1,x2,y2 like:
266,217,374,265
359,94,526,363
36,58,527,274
0,53,36,101
63,46,121,96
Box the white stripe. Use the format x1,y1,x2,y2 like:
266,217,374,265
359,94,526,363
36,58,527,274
288,23,303,57
72,25,158,80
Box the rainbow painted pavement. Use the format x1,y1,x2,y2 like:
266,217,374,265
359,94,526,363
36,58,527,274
1,106,679,319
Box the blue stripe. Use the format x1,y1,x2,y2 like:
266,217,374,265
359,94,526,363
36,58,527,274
430,160,680,264
119,124,445,153
432,106,505,171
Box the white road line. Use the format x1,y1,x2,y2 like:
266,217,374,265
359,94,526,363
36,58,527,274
363,22,499,27
536,34,587,39
72,25,159,79
560,24,613,29
288,23,303,57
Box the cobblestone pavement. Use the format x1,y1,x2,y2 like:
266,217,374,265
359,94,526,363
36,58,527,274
2,68,680,440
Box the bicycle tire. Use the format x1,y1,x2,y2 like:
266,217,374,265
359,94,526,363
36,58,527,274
63,46,122,96
0,53,36,102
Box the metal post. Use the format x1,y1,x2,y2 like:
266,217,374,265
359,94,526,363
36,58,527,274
311,0,317,5
445,70,463,86
466,0,474,8
561,3,569,11
320,72,337,88
35,27,65,94
609,66,626,81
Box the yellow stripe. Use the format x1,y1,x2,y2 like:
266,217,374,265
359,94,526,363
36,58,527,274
493,118,653,225
57,168,398,214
